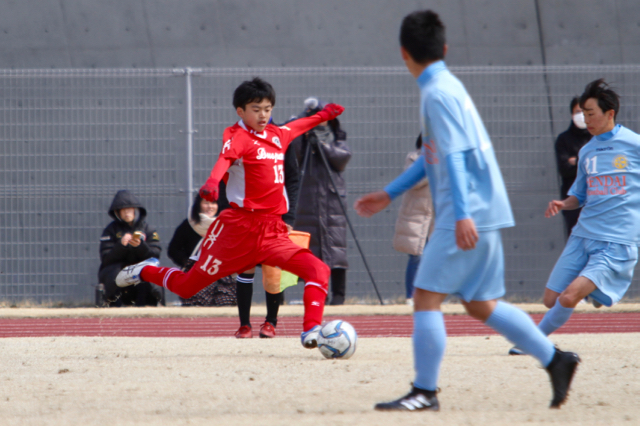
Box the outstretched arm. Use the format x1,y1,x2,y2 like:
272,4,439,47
354,156,426,217
545,196,580,218
283,104,345,140
200,157,233,202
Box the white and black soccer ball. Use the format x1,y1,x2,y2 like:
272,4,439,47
317,320,358,359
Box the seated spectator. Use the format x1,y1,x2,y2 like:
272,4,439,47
167,194,236,307
98,190,162,306
168,194,217,270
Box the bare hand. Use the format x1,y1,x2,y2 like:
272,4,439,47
456,218,478,251
568,157,577,166
121,234,132,246
128,237,142,247
354,191,391,217
545,200,565,218
285,224,293,234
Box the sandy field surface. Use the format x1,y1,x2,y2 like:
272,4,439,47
1,331,638,426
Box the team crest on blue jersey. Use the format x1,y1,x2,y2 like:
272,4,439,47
613,155,628,170
272,136,282,148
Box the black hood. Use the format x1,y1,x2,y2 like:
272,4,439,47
108,190,147,222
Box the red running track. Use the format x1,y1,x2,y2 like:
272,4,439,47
0,313,638,338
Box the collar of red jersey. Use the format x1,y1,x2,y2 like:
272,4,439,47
238,120,268,139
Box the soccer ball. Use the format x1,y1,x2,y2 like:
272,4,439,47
317,320,358,359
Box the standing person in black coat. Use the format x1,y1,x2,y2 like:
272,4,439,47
293,97,352,305
98,190,162,306
555,97,592,238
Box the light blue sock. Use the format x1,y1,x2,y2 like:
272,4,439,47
538,298,574,336
412,311,446,391
485,301,555,367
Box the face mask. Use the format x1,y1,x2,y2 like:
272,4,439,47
572,112,586,129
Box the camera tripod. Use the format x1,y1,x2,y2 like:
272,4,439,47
298,135,384,305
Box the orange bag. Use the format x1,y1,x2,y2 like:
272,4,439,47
262,231,311,294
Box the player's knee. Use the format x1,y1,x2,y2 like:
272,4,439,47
301,259,330,288
543,295,556,309
558,292,580,309
543,290,559,309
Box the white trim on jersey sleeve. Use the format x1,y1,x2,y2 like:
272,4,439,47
226,159,246,208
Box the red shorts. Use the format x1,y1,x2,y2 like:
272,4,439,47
193,208,310,281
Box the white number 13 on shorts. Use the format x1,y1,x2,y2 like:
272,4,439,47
200,255,222,276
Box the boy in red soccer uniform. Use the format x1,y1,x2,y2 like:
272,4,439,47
116,77,344,348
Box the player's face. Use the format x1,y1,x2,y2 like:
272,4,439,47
582,98,615,136
236,99,273,132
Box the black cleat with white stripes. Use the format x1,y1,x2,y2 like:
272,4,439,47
374,386,439,412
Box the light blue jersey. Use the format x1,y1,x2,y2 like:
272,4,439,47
569,124,640,246
418,61,514,231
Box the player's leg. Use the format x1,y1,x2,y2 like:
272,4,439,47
507,235,587,355
465,299,580,408
235,267,255,338
261,290,282,338
538,276,596,335
375,288,445,411
273,250,330,347
119,213,258,298
539,239,637,336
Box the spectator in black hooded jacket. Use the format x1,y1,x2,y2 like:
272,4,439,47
98,190,162,306
555,97,592,238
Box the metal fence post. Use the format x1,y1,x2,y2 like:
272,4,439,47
181,67,203,212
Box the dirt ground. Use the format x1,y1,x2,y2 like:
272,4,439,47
0,331,638,426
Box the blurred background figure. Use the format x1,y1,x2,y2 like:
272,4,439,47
392,135,434,306
167,194,236,307
98,190,162,306
293,97,351,305
554,96,591,238
168,193,217,271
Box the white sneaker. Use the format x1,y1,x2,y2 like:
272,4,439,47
115,258,160,287
300,325,321,349
405,298,414,306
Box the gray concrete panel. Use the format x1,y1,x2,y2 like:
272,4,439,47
0,48,72,69
537,0,624,64
60,0,149,49
0,0,67,48
0,0,639,67
68,47,155,68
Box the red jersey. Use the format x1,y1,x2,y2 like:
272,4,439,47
218,115,324,214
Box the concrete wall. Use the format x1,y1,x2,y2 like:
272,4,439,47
0,0,638,69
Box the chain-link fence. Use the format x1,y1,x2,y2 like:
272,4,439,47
1,65,639,305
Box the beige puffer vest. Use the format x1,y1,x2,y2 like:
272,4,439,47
392,150,434,256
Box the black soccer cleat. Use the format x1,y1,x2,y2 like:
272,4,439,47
546,348,580,408
374,386,439,412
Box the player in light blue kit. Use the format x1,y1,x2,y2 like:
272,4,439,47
531,79,639,336
354,10,580,411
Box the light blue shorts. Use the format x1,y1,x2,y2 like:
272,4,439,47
546,235,638,306
414,229,505,302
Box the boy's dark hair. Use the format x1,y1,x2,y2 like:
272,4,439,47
400,10,446,64
233,77,276,109
569,96,580,113
579,78,619,119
